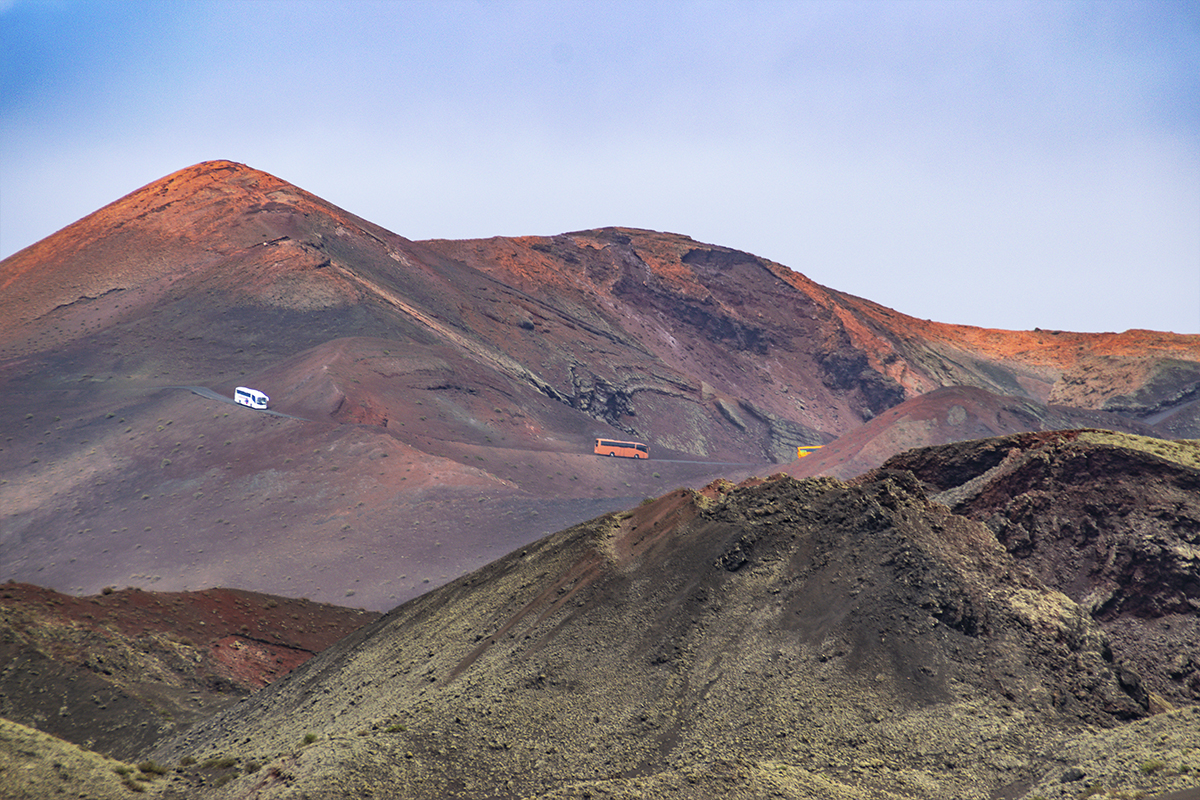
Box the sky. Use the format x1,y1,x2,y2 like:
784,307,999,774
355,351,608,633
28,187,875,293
2,0,1198,334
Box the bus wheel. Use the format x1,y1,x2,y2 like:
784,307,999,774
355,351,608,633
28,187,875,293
608,452,615,457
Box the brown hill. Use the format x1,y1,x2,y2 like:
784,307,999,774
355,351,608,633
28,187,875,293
1,160,1198,612
0,582,377,759
114,432,1197,800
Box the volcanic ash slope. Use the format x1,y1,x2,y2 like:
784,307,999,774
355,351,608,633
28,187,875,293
153,470,1149,799
4,159,1200,612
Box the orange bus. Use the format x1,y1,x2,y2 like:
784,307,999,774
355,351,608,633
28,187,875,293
796,445,823,458
594,438,650,459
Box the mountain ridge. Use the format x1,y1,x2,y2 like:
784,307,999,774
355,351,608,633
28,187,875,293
1,158,1197,613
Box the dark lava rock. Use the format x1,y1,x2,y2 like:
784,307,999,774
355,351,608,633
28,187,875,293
883,430,1200,707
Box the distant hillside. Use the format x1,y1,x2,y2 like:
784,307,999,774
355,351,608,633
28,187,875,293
1,159,1198,612
779,385,1161,481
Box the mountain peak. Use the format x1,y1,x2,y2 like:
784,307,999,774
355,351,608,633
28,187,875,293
0,160,399,349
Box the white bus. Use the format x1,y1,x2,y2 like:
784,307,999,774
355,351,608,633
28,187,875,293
234,386,270,410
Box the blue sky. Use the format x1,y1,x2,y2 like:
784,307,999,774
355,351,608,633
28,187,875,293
2,0,1197,334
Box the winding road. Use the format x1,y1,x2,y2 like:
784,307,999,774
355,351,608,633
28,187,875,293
170,387,763,465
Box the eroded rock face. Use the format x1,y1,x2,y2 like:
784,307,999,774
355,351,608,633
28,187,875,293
884,430,1200,707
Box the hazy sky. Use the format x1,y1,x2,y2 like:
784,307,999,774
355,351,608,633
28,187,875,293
2,0,1197,333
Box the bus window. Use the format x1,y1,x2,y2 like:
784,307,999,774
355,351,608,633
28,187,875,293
594,438,649,459
234,386,270,410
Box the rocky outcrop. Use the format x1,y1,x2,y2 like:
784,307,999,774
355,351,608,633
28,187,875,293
883,431,1200,708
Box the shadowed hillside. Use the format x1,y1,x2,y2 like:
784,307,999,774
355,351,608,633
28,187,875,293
882,430,1200,710
110,432,1198,800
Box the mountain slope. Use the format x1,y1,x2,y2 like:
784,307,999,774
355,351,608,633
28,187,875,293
0,582,377,759
2,160,1198,612
779,384,1161,481
434,229,1200,428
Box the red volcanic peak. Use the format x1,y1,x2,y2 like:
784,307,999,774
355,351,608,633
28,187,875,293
0,161,1197,615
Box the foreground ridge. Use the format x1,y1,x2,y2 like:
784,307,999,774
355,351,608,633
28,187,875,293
133,437,1197,799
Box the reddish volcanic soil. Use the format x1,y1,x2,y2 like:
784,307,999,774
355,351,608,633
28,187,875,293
1,582,375,682
0,365,732,610
1,160,1198,613
2,160,1200,800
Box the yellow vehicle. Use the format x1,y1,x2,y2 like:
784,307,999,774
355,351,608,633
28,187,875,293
796,445,823,458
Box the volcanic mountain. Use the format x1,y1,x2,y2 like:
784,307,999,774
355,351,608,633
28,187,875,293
1,159,1198,612
3,161,1200,800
